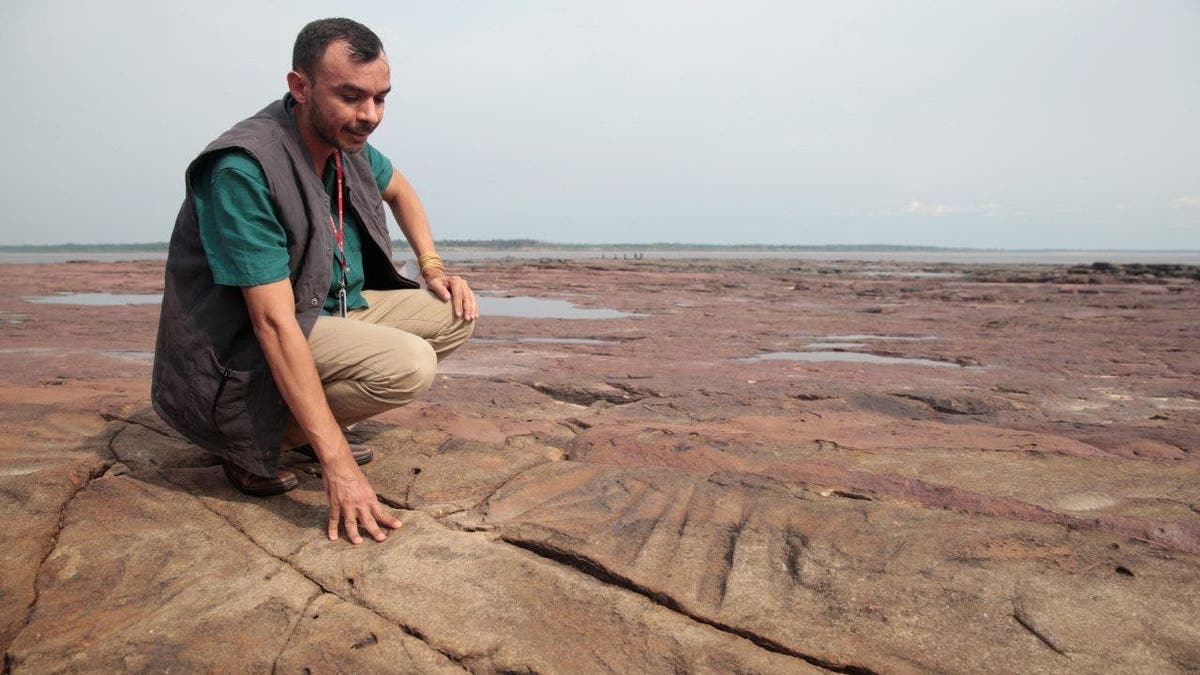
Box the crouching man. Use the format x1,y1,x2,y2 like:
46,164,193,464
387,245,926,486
152,18,475,544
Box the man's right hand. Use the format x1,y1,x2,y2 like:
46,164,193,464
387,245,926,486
320,454,403,543
242,279,403,545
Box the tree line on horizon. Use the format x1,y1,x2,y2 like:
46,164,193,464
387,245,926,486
0,240,973,252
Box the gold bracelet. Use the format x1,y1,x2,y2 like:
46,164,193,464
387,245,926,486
419,256,445,275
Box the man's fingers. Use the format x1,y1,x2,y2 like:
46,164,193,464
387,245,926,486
427,277,451,301
345,515,363,545
326,468,405,547
465,289,478,321
444,277,476,320
328,508,341,541
453,284,465,318
373,503,404,530
360,512,388,542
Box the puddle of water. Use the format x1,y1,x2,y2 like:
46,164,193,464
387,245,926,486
817,334,938,342
21,291,635,319
102,350,155,362
479,296,636,319
1054,493,1118,512
24,293,163,305
740,351,962,368
474,337,619,345
0,347,57,354
860,271,964,278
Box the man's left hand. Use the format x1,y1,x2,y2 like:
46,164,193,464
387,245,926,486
425,272,478,321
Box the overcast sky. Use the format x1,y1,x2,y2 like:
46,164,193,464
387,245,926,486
1,1,1197,248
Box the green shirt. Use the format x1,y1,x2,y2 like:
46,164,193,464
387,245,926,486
193,144,393,315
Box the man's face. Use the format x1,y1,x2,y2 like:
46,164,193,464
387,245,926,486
299,40,391,152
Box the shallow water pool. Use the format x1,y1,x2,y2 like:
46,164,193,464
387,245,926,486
741,351,962,368
23,293,163,305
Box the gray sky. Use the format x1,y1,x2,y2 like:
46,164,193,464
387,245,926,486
1,0,1197,248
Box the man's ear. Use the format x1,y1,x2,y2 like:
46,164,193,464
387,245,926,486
287,70,310,103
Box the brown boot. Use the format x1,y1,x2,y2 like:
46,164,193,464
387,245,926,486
222,461,299,497
291,443,374,466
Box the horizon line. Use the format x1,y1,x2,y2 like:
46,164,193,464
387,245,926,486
1,241,1199,254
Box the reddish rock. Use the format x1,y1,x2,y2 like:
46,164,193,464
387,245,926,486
2,257,1198,671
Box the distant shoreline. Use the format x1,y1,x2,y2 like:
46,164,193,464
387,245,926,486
3,245,1200,266
3,241,1199,267
1,241,1197,254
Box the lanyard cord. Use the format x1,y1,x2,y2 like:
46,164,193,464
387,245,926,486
330,152,348,316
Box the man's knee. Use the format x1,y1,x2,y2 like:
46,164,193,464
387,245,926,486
433,312,476,360
358,337,438,405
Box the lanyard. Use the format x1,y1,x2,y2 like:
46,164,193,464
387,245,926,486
330,151,348,317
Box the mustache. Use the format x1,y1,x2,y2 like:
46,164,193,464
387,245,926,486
349,124,376,135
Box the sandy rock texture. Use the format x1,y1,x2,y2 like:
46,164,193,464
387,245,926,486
1,257,1197,673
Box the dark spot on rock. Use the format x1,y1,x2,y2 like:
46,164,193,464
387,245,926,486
833,490,872,501
412,467,422,475
891,393,995,415
351,632,379,649
1115,566,1134,577
347,577,356,588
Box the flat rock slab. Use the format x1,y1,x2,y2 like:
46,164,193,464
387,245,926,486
7,473,319,673
485,460,1200,673
2,258,1198,672
158,465,817,673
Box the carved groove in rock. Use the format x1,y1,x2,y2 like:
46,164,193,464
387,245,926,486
501,536,878,675
485,460,1200,673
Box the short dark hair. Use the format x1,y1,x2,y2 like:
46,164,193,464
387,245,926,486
293,18,384,77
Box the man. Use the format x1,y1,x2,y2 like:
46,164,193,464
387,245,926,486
152,18,475,545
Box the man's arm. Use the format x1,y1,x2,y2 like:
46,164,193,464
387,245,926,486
242,279,402,543
381,168,478,321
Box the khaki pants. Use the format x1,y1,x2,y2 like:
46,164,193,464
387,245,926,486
281,288,474,449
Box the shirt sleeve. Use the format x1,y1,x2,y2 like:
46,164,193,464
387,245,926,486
194,150,292,287
364,143,395,193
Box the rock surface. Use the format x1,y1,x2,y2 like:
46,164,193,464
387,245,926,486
2,257,1198,673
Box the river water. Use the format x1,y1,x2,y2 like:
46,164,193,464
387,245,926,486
2,249,1199,265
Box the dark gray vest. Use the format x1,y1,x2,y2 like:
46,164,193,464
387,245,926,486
152,96,417,477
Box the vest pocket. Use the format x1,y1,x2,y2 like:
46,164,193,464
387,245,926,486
207,349,270,454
